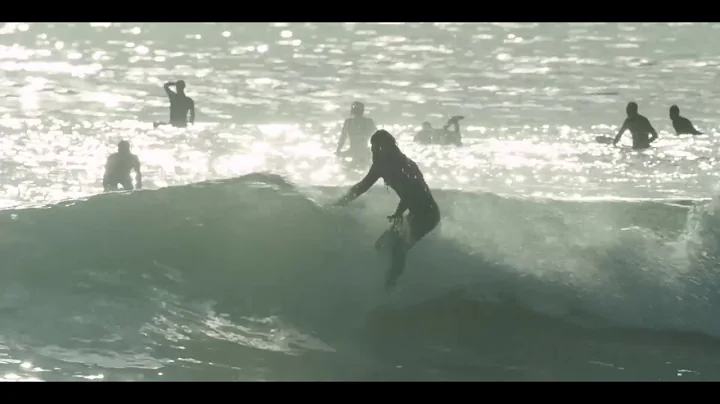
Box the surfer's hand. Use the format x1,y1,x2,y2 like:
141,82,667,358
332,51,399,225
387,213,403,223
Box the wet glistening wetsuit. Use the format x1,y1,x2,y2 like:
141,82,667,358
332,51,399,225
336,130,440,289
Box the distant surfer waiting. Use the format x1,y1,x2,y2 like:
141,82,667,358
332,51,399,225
414,115,464,146
335,101,377,160
103,140,142,192
669,105,702,135
612,102,658,149
154,80,195,128
335,129,440,290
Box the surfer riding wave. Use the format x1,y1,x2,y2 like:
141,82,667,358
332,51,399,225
335,129,440,290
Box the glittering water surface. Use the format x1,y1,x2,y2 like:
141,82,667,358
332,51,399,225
1,23,719,208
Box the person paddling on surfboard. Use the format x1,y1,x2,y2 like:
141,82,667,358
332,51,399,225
612,102,658,150
669,105,703,135
335,101,377,160
154,80,195,128
334,129,441,290
103,140,142,192
414,115,464,145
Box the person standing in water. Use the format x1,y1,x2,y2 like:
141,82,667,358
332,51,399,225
612,102,658,149
103,140,142,192
335,101,377,159
669,105,703,135
334,129,440,290
154,80,195,128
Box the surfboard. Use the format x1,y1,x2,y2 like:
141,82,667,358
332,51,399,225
595,135,614,144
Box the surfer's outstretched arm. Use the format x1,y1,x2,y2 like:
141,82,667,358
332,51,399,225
335,165,380,206
612,120,628,145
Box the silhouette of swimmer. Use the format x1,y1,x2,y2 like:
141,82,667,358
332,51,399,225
154,80,195,128
335,129,440,290
103,140,142,192
414,116,464,145
612,102,658,149
669,105,702,135
335,101,377,158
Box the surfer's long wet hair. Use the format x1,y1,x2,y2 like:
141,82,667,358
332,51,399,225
370,130,403,189
371,130,401,164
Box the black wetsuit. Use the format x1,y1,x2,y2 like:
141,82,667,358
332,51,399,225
614,114,658,149
348,152,440,286
671,116,702,135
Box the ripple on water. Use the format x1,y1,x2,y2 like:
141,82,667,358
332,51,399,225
0,23,718,207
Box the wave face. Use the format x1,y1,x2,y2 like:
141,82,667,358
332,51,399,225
1,172,720,381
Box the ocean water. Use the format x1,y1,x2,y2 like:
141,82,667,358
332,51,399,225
1,22,720,381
